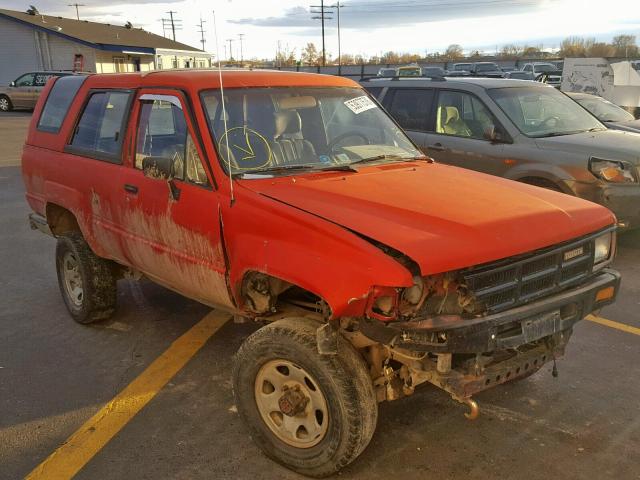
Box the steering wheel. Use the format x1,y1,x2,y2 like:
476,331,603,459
328,131,370,153
540,116,561,129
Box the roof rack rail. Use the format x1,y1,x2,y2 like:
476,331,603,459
359,74,447,82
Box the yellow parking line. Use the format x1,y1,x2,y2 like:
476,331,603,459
585,314,640,336
25,310,231,480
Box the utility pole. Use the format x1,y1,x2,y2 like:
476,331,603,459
238,33,245,63
332,1,346,68
311,1,334,66
197,17,207,51
166,11,178,41
227,38,234,61
67,3,85,20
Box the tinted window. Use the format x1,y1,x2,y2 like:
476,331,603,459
37,75,87,133
69,91,130,161
363,86,383,98
435,91,496,139
34,73,58,87
386,88,433,132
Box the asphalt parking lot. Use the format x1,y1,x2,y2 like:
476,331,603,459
1,112,639,480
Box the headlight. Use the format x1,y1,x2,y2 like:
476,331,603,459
589,158,637,183
593,231,613,267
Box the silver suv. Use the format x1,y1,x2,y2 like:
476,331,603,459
0,71,75,111
363,77,640,229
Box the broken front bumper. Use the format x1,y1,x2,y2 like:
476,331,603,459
361,269,621,355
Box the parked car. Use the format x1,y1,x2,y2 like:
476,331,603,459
421,66,448,77
24,71,620,476
469,62,505,78
447,62,473,76
397,64,422,77
376,67,397,77
0,71,79,111
365,76,640,229
567,92,640,133
505,70,534,80
521,62,562,87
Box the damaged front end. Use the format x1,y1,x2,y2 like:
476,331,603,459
350,229,620,419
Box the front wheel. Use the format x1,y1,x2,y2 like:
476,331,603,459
233,317,378,477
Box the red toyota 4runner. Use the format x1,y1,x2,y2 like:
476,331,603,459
23,71,620,477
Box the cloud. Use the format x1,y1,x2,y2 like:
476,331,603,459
230,0,554,29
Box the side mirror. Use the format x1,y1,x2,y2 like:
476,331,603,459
484,125,509,143
142,156,178,180
9,81,15,87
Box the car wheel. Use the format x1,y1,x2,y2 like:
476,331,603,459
55,232,117,324
233,317,378,478
0,95,12,112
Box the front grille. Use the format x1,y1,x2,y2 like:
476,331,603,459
463,235,597,313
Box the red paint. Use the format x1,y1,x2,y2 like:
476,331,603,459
22,71,616,320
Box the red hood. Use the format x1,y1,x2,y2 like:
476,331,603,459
239,162,615,275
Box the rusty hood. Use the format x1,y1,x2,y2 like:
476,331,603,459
239,162,615,275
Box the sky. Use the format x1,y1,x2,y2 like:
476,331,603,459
2,0,640,60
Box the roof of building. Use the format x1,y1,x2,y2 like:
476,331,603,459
0,8,202,53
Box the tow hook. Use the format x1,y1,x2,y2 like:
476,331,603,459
456,396,479,420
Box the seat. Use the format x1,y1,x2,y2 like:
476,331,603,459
440,106,472,137
271,111,316,165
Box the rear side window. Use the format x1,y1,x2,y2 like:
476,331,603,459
385,88,434,132
38,75,87,133
67,90,131,162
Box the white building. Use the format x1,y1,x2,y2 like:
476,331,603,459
0,8,213,84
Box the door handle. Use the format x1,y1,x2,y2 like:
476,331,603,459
124,184,138,194
428,143,446,151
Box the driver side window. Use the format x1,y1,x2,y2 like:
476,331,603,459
135,97,210,186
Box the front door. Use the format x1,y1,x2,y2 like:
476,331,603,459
424,89,508,176
118,89,233,309
9,73,35,108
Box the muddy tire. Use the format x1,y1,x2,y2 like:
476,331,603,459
233,317,377,478
55,232,117,324
0,95,12,112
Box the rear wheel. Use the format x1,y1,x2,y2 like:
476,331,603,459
55,232,117,324
0,95,12,112
233,317,377,477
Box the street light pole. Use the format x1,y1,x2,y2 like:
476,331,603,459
238,33,245,63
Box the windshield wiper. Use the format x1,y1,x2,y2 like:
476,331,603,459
349,154,431,166
236,163,356,177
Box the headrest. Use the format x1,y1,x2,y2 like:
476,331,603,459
274,110,302,138
443,106,460,124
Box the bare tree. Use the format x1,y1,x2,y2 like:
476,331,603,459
444,44,464,60
611,34,638,57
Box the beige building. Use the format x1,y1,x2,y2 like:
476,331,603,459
0,8,213,84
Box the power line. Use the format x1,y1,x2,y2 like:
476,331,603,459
67,3,85,20
310,1,334,66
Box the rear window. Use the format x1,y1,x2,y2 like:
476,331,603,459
37,75,87,133
66,90,132,162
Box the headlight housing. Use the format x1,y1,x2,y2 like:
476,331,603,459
589,158,637,184
593,231,615,269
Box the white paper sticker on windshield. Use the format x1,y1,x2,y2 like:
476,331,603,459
344,95,377,114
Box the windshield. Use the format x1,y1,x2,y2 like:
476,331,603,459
575,96,635,123
201,87,422,175
476,63,499,72
454,64,472,71
533,64,558,73
488,86,604,137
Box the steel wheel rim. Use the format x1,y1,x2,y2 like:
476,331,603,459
254,359,329,449
62,251,83,307
0,98,8,111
